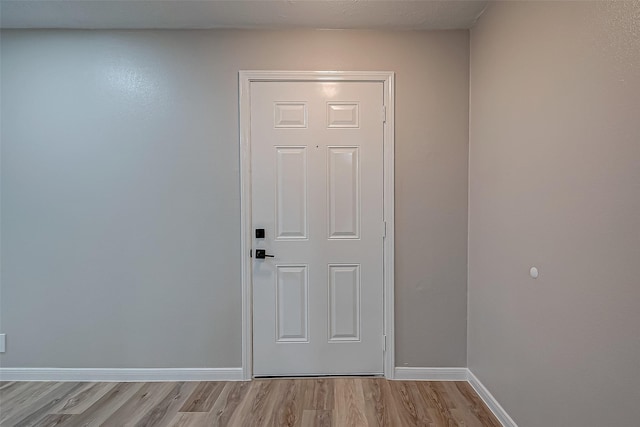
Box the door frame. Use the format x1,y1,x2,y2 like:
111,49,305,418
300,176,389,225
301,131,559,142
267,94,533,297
239,70,395,380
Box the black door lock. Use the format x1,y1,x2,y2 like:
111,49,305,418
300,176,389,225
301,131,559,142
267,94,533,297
255,228,265,239
255,249,275,259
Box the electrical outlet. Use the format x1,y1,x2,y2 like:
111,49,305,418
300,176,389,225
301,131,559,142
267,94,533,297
0,334,5,353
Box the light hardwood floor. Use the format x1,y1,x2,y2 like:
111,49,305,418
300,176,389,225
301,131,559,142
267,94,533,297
0,378,501,426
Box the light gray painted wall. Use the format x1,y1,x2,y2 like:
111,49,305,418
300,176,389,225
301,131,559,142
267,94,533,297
0,29,469,368
469,2,640,426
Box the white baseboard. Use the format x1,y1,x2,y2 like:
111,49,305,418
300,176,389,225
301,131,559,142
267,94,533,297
467,370,517,427
0,367,245,382
393,367,468,381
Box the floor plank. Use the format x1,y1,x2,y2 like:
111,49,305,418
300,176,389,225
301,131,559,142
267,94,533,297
271,380,305,427
133,382,198,427
445,382,502,427
301,409,332,427
1,383,71,425
32,413,73,427
7,382,84,427
362,378,400,427
0,382,17,392
202,381,251,427
0,378,501,427
417,382,456,426
2,382,63,422
388,379,423,426
55,382,143,427
227,380,279,427
179,382,225,413
53,382,116,414
333,378,368,426
166,412,207,427
102,382,175,427
304,379,333,411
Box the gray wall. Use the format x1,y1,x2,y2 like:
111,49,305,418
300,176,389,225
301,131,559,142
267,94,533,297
0,29,470,368
469,2,640,426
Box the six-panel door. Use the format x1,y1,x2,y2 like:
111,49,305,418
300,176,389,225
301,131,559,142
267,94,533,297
251,81,384,376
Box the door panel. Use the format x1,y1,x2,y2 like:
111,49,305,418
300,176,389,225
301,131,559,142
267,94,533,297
328,147,360,239
328,264,361,342
275,147,308,239
251,81,384,376
275,265,309,342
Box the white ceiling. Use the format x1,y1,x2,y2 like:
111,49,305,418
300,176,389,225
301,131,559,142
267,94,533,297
0,0,488,30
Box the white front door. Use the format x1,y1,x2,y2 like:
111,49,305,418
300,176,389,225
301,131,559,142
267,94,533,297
251,81,384,376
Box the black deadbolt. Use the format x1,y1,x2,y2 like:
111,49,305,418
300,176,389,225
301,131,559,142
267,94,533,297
255,228,265,239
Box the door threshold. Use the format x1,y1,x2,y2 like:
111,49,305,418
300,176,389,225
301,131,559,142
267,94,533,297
254,374,384,379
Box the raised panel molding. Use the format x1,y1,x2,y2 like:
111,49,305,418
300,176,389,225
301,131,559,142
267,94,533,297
276,265,309,342
327,147,360,239
276,146,308,239
327,102,359,128
328,264,361,342
274,102,307,128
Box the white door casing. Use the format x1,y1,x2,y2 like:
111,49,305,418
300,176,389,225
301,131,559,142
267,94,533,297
239,71,395,379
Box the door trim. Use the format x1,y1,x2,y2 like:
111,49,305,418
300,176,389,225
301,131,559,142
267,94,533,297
239,71,395,380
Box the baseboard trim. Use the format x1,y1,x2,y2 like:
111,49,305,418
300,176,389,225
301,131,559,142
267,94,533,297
467,370,517,427
393,367,468,381
0,367,245,382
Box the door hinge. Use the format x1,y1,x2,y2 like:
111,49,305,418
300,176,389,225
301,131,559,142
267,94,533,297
383,335,387,352
382,105,387,123
383,221,387,238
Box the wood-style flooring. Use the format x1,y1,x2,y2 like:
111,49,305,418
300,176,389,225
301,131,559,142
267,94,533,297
0,378,501,426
